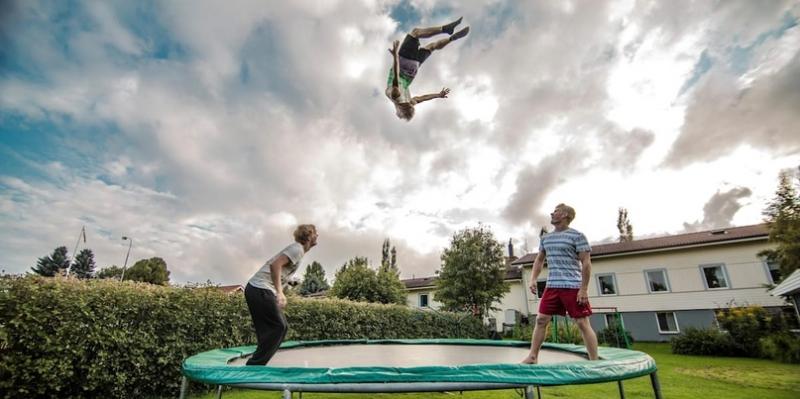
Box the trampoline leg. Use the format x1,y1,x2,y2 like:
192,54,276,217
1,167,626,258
650,371,663,399
216,385,223,399
537,385,542,398
282,388,292,399
618,380,626,399
524,385,536,399
178,377,188,399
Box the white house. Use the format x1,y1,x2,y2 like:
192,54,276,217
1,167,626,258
404,224,789,341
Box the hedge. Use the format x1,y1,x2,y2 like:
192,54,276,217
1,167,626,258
0,276,484,398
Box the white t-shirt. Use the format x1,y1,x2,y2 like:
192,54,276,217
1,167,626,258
248,242,305,293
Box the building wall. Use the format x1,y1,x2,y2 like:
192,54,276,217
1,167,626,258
522,240,785,316
405,239,789,339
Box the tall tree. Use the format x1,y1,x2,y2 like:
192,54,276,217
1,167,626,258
617,207,634,242
331,257,406,304
299,261,330,295
376,260,406,305
124,257,170,285
381,239,391,268
434,225,510,318
539,227,548,237
96,265,124,279
31,246,70,276
70,248,96,279
759,169,800,281
390,246,397,271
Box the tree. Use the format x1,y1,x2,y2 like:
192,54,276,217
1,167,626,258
299,261,330,295
375,261,407,305
617,207,634,242
70,249,96,279
382,239,390,268
31,246,70,276
330,257,406,304
434,225,510,319
96,265,124,279
331,257,377,302
124,257,170,285
539,227,548,237
759,169,800,282
381,238,399,272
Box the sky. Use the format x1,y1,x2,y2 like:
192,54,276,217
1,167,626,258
1,0,799,285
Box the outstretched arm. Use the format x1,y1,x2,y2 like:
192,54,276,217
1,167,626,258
412,87,450,104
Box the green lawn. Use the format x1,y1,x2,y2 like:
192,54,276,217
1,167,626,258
190,343,800,399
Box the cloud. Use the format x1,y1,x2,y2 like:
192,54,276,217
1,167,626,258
683,187,753,232
1,0,798,284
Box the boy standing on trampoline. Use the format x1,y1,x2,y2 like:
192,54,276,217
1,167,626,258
386,17,469,120
521,204,599,364
244,224,318,365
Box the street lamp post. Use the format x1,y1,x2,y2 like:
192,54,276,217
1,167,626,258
120,236,133,281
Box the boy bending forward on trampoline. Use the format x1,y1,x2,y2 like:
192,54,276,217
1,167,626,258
522,204,599,364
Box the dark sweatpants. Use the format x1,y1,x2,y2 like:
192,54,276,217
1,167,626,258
244,283,288,365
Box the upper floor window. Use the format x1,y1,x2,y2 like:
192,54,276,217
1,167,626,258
764,258,782,284
596,273,618,295
700,264,730,289
645,269,670,293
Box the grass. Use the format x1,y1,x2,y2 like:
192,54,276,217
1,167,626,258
189,343,800,399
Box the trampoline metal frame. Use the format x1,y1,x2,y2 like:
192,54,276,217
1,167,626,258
178,370,663,398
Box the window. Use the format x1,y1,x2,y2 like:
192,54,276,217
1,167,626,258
597,273,618,295
419,294,429,308
656,312,679,333
644,269,670,292
764,258,782,284
700,264,730,289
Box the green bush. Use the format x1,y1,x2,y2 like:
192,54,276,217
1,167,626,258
0,276,483,398
670,327,738,356
716,306,788,357
597,321,634,348
760,333,800,364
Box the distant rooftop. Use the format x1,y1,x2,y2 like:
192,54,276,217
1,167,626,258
512,223,768,265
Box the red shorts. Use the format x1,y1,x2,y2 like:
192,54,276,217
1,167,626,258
538,288,592,318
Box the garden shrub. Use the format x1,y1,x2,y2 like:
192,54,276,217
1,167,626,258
760,333,800,364
0,275,483,398
597,321,634,348
715,306,788,357
670,327,738,356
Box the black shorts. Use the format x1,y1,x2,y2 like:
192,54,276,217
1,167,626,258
399,34,432,64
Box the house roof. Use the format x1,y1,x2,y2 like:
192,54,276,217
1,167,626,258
511,223,769,265
402,267,523,290
216,284,244,293
770,268,800,297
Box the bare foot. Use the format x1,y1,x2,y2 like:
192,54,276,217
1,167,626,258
520,355,538,364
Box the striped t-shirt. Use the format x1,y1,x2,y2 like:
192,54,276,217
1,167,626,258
539,228,591,289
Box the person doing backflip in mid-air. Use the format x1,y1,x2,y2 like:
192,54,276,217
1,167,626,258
386,17,469,121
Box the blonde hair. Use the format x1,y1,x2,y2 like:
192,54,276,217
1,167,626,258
293,224,317,244
556,203,576,223
396,104,415,120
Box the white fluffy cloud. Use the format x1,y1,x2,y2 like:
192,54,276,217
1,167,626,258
1,0,798,283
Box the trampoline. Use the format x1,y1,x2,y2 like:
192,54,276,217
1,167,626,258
180,339,662,399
